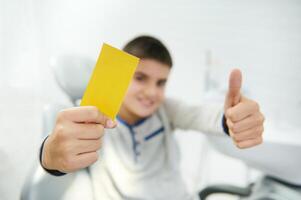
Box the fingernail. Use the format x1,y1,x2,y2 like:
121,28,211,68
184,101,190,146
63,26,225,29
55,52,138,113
106,119,114,128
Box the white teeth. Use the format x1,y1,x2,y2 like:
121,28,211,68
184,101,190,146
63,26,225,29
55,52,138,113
139,99,153,106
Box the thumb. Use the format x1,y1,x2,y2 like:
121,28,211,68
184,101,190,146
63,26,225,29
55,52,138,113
224,69,242,110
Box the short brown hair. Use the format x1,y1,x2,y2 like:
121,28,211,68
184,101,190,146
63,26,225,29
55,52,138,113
123,35,173,67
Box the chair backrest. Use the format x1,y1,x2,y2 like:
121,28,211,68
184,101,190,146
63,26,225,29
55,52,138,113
50,55,94,104
21,55,94,200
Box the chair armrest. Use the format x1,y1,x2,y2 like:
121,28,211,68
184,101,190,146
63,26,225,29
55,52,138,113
199,184,253,199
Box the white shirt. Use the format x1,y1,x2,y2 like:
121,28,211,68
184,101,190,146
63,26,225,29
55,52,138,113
90,98,225,200
36,98,226,200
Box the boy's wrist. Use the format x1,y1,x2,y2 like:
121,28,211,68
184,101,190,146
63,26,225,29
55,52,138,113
41,137,54,170
39,136,66,176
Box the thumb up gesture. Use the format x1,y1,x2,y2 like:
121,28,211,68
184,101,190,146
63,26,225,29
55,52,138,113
224,69,265,149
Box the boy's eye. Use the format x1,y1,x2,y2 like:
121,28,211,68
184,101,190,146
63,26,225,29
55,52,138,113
157,80,166,87
135,76,145,81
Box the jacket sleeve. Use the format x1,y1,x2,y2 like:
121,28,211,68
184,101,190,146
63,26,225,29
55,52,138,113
163,98,229,135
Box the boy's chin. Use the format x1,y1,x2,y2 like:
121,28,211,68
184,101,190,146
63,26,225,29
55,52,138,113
134,108,157,119
135,112,154,119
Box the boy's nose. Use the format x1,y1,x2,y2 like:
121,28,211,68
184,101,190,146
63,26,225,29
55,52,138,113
144,85,157,98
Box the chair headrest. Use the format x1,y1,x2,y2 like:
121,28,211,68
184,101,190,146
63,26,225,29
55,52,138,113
50,55,94,103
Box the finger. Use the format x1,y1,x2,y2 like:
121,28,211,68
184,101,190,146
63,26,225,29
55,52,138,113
58,106,114,127
235,137,263,149
75,138,103,154
224,69,242,110
231,125,264,143
231,112,264,133
71,123,105,140
73,151,99,170
226,119,239,139
226,118,234,134
228,69,242,102
106,120,118,129
226,98,259,122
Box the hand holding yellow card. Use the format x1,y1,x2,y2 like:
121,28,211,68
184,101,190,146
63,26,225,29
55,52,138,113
80,43,139,119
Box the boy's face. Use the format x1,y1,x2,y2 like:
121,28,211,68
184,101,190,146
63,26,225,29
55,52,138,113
119,59,171,124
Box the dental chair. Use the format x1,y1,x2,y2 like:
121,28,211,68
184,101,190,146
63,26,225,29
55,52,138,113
199,133,301,200
20,55,94,200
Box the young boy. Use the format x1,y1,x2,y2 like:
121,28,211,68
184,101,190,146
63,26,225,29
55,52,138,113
40,36,264,200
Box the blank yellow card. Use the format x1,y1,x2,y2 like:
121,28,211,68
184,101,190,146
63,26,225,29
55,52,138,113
80,43,139,119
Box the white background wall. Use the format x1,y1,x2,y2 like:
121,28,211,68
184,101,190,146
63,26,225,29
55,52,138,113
1,0,300,199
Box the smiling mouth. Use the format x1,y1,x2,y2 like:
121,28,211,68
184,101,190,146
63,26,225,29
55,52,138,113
138,98,155,107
